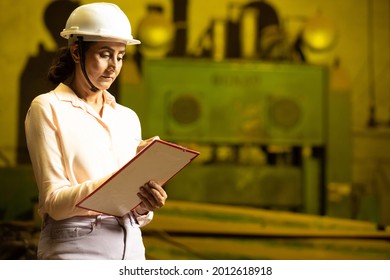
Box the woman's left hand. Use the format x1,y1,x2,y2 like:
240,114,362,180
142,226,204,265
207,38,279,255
136,180,167,215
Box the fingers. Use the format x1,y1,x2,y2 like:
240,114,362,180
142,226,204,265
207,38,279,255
137,180,167,212
136,141,148,153
143,136,160,144
136,136,160,154
150,136,160,141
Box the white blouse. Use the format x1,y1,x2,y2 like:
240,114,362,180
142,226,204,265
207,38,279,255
25,83,152,225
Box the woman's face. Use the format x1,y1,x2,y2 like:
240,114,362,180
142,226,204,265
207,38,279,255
83,41,126,90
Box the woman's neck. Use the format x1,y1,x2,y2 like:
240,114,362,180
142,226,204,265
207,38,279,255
69,79,105,116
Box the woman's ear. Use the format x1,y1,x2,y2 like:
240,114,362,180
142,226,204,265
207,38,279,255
69,44,80,63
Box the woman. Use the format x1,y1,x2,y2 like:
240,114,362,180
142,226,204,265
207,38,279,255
25,3,167,259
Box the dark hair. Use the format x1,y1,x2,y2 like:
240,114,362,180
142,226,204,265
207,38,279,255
47,41,93,84
47,47,75,84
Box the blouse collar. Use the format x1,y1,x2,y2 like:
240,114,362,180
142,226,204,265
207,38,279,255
53,83,117,109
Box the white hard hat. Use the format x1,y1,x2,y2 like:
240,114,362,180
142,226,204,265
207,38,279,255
60,2,140,45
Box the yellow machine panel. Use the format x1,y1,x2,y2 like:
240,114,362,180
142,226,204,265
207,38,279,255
143,59,327,146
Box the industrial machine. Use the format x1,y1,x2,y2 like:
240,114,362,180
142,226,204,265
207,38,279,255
138,58,341,215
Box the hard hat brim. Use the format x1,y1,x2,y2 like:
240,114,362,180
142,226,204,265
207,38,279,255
61,31,141,46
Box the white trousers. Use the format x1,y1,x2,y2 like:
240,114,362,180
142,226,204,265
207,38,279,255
37,214,145,260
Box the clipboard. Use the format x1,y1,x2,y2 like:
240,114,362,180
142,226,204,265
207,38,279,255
77,139,200,217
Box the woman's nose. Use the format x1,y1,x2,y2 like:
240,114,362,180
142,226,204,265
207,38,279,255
109,59,117,70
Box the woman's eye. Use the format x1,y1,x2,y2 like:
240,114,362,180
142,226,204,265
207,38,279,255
99,52,125,62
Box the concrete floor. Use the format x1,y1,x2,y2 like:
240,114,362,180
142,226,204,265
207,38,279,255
143,200,390,260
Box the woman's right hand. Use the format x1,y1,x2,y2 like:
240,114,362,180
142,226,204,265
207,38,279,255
136,136,160,153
